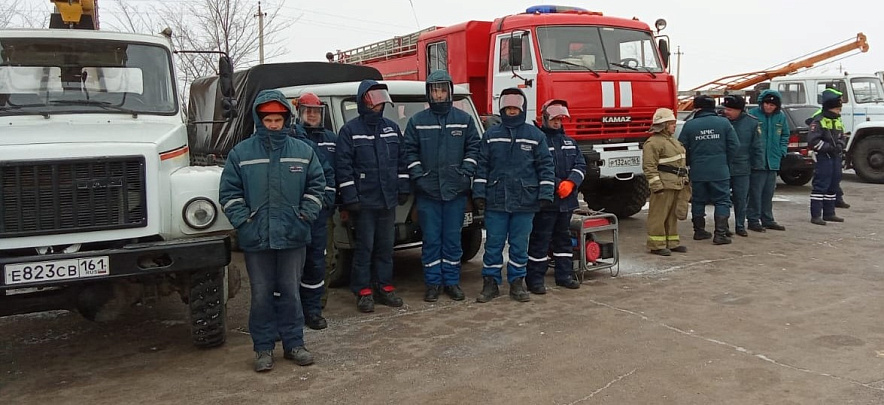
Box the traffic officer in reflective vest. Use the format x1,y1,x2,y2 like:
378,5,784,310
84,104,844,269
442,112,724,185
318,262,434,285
525,99,586,291
808,88,846,225
643,108,688,255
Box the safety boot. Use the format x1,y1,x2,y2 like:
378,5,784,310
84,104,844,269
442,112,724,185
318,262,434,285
356,294,374,313
835,200,851,209
443,285,465,301
823,215,844,222
305,313,328,330
254,350,273,372
476,276,499,303
374,285,404,307
424,285,441,302
692,217,712,240
712,216,732,245
509,277,531,302
283,346,315,366
811,217,827,226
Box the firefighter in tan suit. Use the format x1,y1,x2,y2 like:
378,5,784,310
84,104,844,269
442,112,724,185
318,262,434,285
643,108,688,256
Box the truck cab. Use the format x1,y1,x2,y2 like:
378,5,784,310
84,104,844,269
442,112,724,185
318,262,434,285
274,80,486,286
771,74,884,183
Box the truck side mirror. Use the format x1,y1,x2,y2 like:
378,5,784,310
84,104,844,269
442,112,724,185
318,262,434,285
658,38,670,69
218,55,238,120
508,34,523,68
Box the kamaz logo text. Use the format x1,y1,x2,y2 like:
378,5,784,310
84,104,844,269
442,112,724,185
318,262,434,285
602,116,632,124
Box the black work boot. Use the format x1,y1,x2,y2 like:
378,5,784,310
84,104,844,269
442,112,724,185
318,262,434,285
424,285,441,302
443,285,465,301
712,216,732,245
835,200,851,209
509,277,530,302
356,294,374,313
823,215,844,222
811,217,827,226
374,286,404,307
305,313,328,330
692,217,712,240
476,277,500,303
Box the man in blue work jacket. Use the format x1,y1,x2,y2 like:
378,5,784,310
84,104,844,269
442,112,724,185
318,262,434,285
404,70,481,302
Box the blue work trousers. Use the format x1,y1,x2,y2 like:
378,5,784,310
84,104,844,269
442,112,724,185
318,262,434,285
417,195,467,286
526,210,574,288
300,207,329,317
244,248,306,352
731,175,750,231
811,155,842,218
748,170,778,226
691,180,731,218
482,210,534,285
350,207,396,295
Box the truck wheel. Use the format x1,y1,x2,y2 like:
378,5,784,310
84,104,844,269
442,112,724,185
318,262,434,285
188,267,227,348
853,135,884,183
461,227,483,262
779,170,813,186
327,246,353,288
584,177,650,218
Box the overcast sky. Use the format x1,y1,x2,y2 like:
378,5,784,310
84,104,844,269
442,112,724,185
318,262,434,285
10,0,884,89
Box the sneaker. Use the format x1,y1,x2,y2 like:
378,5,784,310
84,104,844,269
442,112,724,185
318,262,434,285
283,346,315,366
823,215,844,222
443,285,465,301
670,245,688,253
555,279,581,289
528,284,547,294
650,248,671,256
305,313,328,330
764,222,786,231
811,217,827,226
254,350,273,372
356,294,375,313
424,285,441,302
748,223,766,233
374,286,404,307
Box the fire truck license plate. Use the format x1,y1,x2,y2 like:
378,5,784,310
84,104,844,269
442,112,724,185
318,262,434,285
608,157,641,167
3,256,110,286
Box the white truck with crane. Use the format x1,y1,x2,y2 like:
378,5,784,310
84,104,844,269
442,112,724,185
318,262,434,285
0,0,239,347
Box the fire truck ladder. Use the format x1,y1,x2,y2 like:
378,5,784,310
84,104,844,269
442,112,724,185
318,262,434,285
334,26,438,64
677,32,869,111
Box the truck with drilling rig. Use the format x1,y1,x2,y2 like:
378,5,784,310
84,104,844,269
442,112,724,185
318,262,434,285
0,0,239,347
331,5,677,218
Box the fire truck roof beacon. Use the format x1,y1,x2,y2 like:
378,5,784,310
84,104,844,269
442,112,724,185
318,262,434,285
526,5,589,14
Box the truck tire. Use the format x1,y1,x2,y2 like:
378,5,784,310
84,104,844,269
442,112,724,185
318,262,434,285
779,170,813,186
852,135,884,184
584,177,650,218
188,267,227,348
327,246,353,288
461,227,483,262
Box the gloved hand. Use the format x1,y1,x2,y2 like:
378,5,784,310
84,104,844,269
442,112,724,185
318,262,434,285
343,202,361,212
398,194,409,206
473,198,486,211
556,180,575,199
539,199,553,209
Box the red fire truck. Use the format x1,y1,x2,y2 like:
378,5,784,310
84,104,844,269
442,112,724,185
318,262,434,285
332,5,676,217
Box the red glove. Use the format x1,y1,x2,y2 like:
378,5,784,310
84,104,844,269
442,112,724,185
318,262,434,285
556,180,575,199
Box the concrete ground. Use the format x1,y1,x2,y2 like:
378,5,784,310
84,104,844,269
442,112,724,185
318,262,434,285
2,171,884,404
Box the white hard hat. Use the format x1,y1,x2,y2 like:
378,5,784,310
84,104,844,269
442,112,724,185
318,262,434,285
651,108,676,125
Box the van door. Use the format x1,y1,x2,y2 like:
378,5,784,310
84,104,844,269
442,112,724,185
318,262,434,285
492,31,538,122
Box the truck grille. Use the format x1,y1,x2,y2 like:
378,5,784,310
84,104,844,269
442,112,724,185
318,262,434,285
1,157,147,238
569,111,655,140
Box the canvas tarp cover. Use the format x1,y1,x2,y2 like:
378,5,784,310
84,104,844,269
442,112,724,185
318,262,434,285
187,62,382,158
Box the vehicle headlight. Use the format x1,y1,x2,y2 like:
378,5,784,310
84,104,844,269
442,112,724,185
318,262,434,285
183,198,217,230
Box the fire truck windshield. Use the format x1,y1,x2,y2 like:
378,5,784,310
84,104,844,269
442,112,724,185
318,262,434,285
536,26,663,73
0,38,177,116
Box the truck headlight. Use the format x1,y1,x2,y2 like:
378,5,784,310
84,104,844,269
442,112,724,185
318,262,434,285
183,198,217,230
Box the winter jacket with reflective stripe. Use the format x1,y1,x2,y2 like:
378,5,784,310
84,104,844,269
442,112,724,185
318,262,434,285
335,80,410,209
404,107,481,201
538,124,586,212
807,110,845,157
473,88,555,213
219,90,326,252
678,109,740,182
748,89,790,171
728,112,764,176
642,130,687,192
294,124,337,207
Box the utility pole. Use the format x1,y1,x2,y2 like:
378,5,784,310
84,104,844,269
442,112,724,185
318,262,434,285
255,1,266,64
675,46,684,92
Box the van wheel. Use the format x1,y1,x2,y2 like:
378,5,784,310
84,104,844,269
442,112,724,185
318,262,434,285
188,267,227,348
779,170,813,186
853,135,884,183
461,227,483,262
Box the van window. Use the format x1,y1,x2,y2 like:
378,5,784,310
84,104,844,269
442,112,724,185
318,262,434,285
427,41,447,73
850,77,884,104
777,82,806,105
341,95,479,130
817,80,848,103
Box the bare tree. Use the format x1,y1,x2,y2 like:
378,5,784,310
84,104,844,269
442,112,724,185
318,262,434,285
2,0,50,29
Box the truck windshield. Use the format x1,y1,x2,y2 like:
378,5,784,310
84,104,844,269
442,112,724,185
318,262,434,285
850,77,884,104
341,95,479,129
536,26,663,73
0,38,176,116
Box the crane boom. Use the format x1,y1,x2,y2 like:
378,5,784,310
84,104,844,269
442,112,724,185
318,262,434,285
49,0,99,30
678,32,869,110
